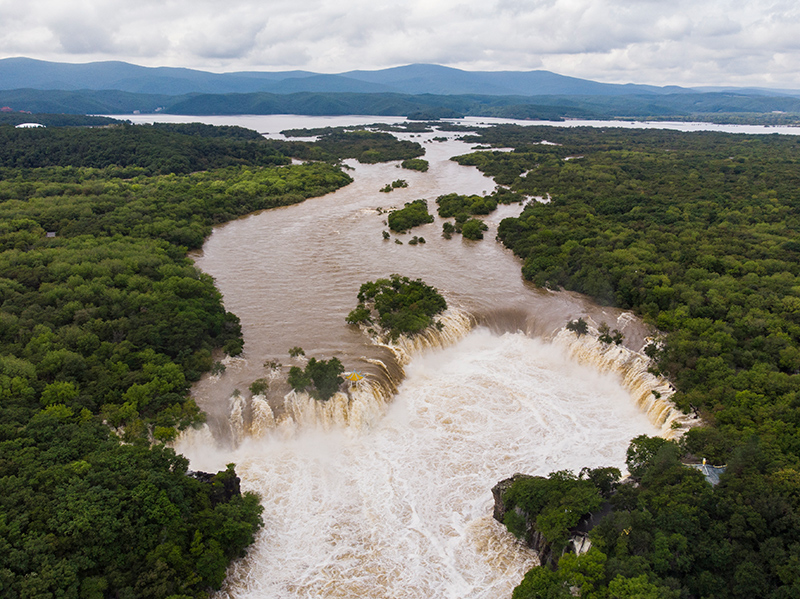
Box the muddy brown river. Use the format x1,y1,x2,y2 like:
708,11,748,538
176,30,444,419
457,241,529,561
127,114,675,598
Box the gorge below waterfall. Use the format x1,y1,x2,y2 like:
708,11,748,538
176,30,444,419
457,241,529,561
162,115,682,597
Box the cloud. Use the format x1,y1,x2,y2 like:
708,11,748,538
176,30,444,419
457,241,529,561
180,13,266,59
0,0,800,88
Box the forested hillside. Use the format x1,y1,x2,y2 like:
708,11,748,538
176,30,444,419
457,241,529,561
455,125,800,597
0,123,361,597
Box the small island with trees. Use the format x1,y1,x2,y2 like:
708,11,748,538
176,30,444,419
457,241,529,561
346,274,447,341
287,355,345,401
380,178,408,193
401,158,429,172
387,199,435,232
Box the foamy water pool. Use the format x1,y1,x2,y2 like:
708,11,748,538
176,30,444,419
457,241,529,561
177,329,657,598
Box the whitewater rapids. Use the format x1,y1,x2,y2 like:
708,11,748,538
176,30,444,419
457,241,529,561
177,329,657,599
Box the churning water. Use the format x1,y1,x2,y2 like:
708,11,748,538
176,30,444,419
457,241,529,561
179,330,657,599
164,115,675,597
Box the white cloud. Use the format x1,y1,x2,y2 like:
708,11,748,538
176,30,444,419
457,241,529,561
0,0,799,88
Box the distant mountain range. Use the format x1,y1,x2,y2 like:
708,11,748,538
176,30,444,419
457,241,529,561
0,57,717,97
2,58,800,120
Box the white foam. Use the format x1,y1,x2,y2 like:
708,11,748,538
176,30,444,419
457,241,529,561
177,329,657,598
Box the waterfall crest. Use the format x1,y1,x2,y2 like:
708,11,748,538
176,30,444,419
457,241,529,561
375,309,476,368
550,325,699,438
221,308,477,440
199,306,696,445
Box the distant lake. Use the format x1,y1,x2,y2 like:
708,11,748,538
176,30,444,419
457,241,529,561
118,113,800,136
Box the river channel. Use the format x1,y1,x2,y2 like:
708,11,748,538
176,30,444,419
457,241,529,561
127,114,688,597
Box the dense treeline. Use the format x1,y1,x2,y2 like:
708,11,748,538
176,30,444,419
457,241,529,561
147,122,265,140
0,161,351,250
0,123,357,597
7,87,800,123
0,123,290,174
152,91,800,121
274,129,424,164
280,122,436,136
456,125,800,597
0,123,423,176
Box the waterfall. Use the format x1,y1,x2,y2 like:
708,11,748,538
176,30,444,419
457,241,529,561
186,327,653,599
375,308,477,367
215,306,694,443
550,323,700,439
224,308,477,439
229,393,247,443
250,394,276,438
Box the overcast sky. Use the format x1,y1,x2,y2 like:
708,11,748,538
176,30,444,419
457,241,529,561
1,0,798,88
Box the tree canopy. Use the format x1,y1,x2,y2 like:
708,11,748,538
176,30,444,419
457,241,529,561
387,199,434,232
346,274,447,340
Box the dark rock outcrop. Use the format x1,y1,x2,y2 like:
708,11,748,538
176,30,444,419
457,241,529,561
492,474,611,568
491,473,533,522
188,464,242,506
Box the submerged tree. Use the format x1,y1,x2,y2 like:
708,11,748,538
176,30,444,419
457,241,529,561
566,317,589,336
288,357,344,401
598,322,624,345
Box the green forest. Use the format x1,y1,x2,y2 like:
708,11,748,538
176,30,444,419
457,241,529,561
453,125,800,597
0,123,367,597
278,129,424,164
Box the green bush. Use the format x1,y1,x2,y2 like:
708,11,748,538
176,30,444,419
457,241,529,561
401,158,429,172
387,199,434,232
288,357,344,400
249,378,269,396
461,218,488,240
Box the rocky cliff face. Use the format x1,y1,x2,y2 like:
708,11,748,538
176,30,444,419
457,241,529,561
188,464,242,506
491,474,600,568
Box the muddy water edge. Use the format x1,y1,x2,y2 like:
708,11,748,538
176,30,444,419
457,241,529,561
183,123,653,441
